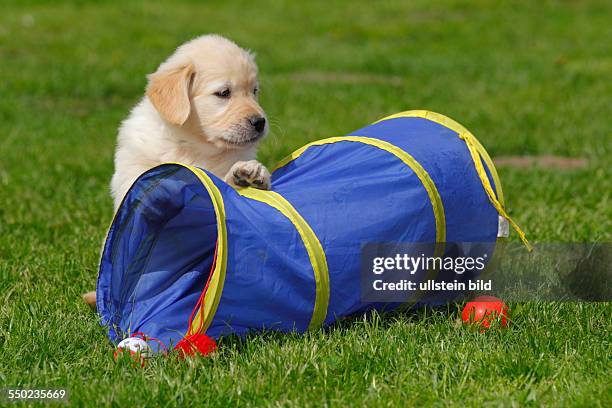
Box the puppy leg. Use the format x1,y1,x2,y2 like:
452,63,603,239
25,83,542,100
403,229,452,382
225,160,271,190
83,291,96,308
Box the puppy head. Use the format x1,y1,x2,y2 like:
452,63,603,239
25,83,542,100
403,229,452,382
146,35,267,148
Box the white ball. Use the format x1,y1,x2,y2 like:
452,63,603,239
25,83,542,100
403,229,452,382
117,337,152,359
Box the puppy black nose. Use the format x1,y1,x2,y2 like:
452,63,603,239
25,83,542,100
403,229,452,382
249,116,266,133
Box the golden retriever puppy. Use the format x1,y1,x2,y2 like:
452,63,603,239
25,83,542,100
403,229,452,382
111,33,271,209
83,34,270,307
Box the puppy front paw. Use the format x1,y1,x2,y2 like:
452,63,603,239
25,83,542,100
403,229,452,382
225,160,271,190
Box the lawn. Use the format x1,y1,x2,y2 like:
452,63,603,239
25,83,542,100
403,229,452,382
0,0,610,406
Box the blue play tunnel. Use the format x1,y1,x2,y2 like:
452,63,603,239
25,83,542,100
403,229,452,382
97,110,529,352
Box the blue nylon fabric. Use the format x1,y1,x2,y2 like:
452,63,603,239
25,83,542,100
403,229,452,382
97,166,218,352
270,142,436,325
206,185,316,339
349,117,499,306
98,114,501,352
349,117,499,243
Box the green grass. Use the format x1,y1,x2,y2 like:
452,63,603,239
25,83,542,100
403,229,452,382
0,0,610,406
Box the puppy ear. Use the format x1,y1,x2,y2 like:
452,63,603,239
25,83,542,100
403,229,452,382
146,63,194,126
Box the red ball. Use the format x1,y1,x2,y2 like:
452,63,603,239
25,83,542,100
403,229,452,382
462,295,509,330
175,333,217,358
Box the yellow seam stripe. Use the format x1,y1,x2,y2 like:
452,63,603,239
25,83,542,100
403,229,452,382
458,134,533,251
237,188,330,329
274,136,446,244
373,110,531,251
374,110,505,206
178,165,228,336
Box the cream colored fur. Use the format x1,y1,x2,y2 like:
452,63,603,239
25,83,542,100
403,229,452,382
110,34,270,210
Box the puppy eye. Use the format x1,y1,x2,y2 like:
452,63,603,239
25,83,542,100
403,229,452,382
214,89,231,98
253,87,259,95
